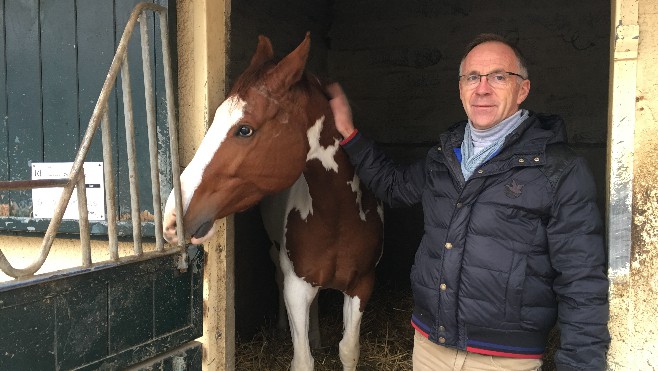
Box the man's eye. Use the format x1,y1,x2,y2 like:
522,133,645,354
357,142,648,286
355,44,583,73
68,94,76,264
492,73,507,82
236,125,255,137
466,75,480,82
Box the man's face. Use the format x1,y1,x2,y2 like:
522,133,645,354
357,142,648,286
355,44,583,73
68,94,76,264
459,41,530,130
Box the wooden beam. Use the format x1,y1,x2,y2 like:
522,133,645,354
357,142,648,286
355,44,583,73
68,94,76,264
607,0,638,279
176,1,234,370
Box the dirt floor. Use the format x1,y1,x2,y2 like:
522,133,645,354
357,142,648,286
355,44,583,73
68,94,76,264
236,282,558,370
236,282,415,370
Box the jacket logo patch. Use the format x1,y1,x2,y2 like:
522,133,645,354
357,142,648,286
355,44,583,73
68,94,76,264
504,179,524,198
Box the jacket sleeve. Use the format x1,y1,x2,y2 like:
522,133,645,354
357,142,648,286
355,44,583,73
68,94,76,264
547,156,610,370
341,131,425,207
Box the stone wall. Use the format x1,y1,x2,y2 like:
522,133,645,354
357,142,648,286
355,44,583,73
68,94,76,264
607,0,658,368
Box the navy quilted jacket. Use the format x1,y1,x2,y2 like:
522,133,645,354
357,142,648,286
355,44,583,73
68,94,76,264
341,112,610,370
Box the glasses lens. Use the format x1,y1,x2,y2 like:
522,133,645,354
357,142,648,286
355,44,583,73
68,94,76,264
487,73,508,87
462,74,480,86
461,72,520,87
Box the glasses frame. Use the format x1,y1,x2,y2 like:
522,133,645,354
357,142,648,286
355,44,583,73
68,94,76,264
458,71,527,88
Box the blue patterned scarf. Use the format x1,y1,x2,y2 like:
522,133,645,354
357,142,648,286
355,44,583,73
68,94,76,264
460,110,528,181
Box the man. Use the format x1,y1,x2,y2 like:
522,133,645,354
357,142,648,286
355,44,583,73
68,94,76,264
327,34,610,370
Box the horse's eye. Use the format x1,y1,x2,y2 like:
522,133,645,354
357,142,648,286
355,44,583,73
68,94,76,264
235,125,255,137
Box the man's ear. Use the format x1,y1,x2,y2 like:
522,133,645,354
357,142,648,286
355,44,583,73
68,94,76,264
516,79,531,105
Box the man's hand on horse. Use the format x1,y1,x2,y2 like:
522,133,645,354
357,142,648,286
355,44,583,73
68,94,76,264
326,83,356,140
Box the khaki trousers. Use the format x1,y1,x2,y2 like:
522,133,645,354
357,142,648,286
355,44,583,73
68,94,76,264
412,331,543,371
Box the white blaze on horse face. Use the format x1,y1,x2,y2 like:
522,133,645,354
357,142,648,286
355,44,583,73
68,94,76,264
163,96,246,235
306,116,340,172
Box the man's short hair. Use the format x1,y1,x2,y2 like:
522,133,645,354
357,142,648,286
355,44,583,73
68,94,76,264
460,33,529,78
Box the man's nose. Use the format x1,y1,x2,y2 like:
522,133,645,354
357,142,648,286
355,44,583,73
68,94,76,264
474,76,493,93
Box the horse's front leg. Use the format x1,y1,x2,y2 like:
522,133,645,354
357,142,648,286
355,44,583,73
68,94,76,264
270,243,321,348
281,250,319,371
339,274,374,371
338,293,364,371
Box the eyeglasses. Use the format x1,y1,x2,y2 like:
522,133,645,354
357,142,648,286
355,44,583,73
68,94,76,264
459,71,527,88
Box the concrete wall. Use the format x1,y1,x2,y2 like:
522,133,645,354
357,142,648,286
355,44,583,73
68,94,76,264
329,0,609,143
327,0,610,285
225,0,613,342
228,0,332,84
607,0,658,368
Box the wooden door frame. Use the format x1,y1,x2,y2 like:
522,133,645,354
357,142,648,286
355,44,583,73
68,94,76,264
175,1,234,370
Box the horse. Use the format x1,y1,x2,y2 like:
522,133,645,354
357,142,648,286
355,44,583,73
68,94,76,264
162,33,384,371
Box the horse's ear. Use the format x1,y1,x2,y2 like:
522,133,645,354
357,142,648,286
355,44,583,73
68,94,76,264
266,32,311,94
249,35,274,69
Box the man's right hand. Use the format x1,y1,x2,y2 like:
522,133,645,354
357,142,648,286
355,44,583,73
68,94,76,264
326,83,356,140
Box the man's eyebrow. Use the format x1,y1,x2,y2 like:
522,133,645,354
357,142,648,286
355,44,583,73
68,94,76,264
463,68,506,75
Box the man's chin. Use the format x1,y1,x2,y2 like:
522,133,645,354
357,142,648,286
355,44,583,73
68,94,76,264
470,119,498,130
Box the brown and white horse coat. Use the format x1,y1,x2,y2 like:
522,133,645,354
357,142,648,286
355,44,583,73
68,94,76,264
163,33,383,371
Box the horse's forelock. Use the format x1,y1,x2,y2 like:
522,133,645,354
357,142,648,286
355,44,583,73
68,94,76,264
231,59,320,102
230,60,276,97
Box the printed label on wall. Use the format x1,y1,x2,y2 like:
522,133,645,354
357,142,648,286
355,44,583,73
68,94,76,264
31,162,105,221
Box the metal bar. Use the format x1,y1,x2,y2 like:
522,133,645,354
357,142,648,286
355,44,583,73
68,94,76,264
76,170,92,267
101,106,119,260
0,172,78,277
139,12,164,253
120,53,143,256
0,178,69,190
0,3,173,278
158,10,185,250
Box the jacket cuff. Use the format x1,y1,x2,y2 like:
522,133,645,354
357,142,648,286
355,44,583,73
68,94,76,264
340,129,359,146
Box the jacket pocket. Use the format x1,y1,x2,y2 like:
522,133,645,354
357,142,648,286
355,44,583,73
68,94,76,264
504,252,527,323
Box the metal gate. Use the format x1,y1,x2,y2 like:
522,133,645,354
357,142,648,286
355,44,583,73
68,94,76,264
0,3,201,369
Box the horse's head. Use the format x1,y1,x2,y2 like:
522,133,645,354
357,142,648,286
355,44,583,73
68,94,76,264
164,33,318,245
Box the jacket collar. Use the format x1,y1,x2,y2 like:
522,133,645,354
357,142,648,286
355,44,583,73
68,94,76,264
440,112,566,160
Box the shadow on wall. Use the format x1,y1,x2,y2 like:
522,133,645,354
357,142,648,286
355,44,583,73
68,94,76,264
234,207,279,339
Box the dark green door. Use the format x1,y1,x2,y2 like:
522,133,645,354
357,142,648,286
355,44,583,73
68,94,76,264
0,246,203,370
0,0,175,237
0,1,202,370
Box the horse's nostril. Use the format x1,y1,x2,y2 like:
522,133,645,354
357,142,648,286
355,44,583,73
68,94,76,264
192,221,213,239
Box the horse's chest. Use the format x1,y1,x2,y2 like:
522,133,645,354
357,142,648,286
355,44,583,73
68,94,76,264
261,174,381,289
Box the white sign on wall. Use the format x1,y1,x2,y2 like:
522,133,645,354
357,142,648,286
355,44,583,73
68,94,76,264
31,162,106,221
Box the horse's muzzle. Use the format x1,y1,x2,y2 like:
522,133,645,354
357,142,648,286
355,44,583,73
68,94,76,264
191,221,213,242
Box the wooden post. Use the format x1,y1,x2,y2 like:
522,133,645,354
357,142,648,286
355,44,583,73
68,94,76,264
607,0,637,280
606,0,638,368
176,1,234,370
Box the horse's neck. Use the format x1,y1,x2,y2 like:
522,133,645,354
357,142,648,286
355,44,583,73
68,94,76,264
301,103,357,201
